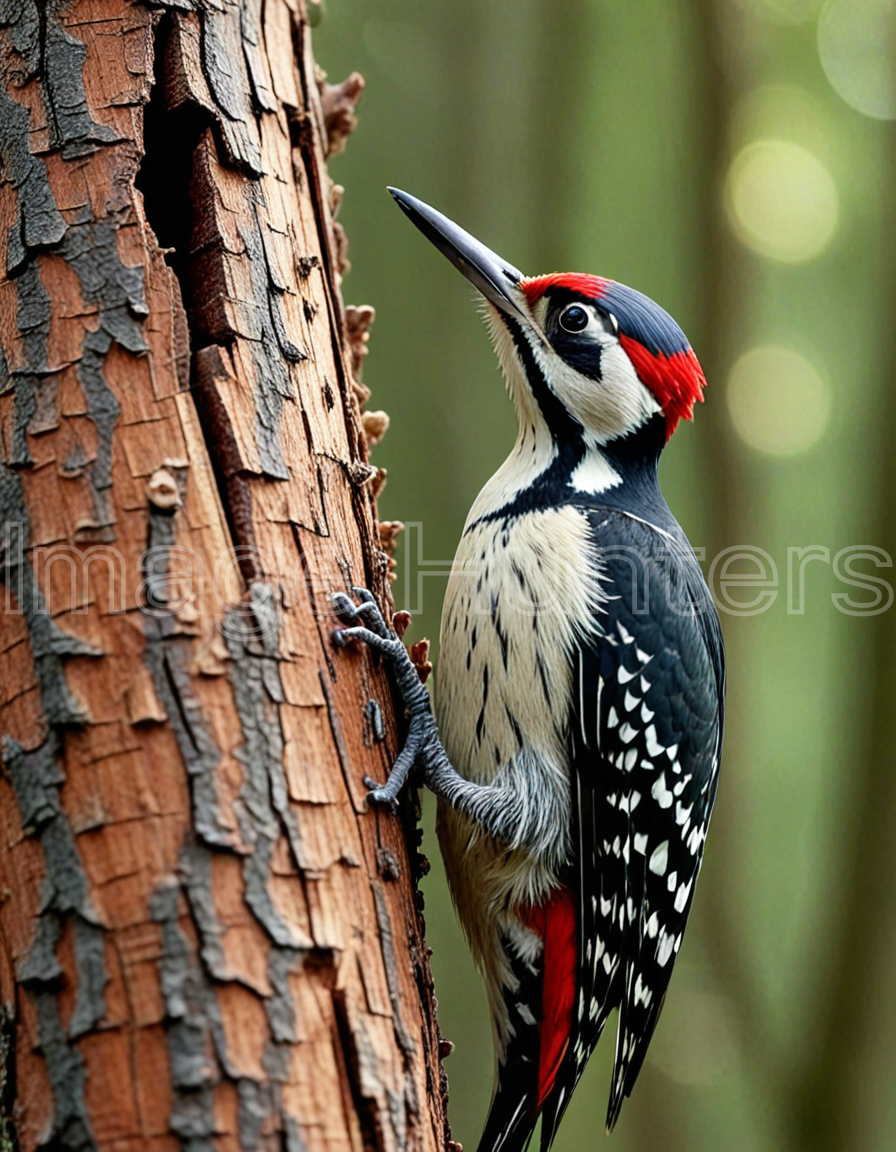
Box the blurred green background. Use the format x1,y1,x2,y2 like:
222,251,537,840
315,2,896,1150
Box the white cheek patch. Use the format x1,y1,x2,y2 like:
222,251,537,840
490,299,662,445
531,337,662,444
507,305,662,443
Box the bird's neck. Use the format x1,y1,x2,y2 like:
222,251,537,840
466,410,670,530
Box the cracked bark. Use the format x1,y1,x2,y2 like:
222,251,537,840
0,4,450,1152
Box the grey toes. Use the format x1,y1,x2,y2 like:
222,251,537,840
364,778,399,810
330,591,360,622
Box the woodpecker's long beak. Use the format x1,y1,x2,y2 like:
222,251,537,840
388,188,532,327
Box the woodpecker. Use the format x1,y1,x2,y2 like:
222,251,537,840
332,190,725,1149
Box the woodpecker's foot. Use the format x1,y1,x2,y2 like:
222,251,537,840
330,588,437,806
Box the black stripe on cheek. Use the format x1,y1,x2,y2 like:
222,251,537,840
503,314,584,448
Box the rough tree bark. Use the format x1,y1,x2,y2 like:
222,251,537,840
0,4,451,1152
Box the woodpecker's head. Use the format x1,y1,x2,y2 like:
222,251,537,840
390,189,705,457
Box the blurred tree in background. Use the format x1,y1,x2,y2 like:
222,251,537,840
317,2,896,1149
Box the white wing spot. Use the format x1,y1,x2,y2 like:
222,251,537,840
617,665,637,684
651,772,674,809
657,931,675,967
634,832,648,855
674,880,693,912
667,870,678,892
608,705,620,727
634,973,653,1007
641,703,655,722
518,1003,537,1026
619,722,637,744
648,841,669,875
624,748,638,772
624,690,640,712
645,725,665,757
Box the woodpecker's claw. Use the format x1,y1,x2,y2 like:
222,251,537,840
329,589,400,654
330,587,437,810
363,776,400,811
330,591,361,624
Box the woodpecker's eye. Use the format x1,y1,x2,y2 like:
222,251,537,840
559,304,589,333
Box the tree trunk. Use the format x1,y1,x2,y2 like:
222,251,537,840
0,4,450,1152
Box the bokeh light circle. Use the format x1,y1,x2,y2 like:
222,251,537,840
818,0,896,120
729,85,832,163
725,140,839,263
727,346,832,456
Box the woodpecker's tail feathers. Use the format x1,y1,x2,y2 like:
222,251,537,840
604,947,669,1131
476,1086,539,1152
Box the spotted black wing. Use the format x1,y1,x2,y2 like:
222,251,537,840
537,608,630,1152
541,510,725,1145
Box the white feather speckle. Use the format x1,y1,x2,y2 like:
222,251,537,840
657,931,675,967
648,841,669,875
651,772,674,809
645,725,665,757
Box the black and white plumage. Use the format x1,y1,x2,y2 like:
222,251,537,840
332,191,725,1150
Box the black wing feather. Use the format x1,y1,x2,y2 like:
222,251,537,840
542,509,725,1141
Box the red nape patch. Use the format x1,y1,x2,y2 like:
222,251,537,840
521,273,608,306
520,887,578,1108
619,336,705,440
